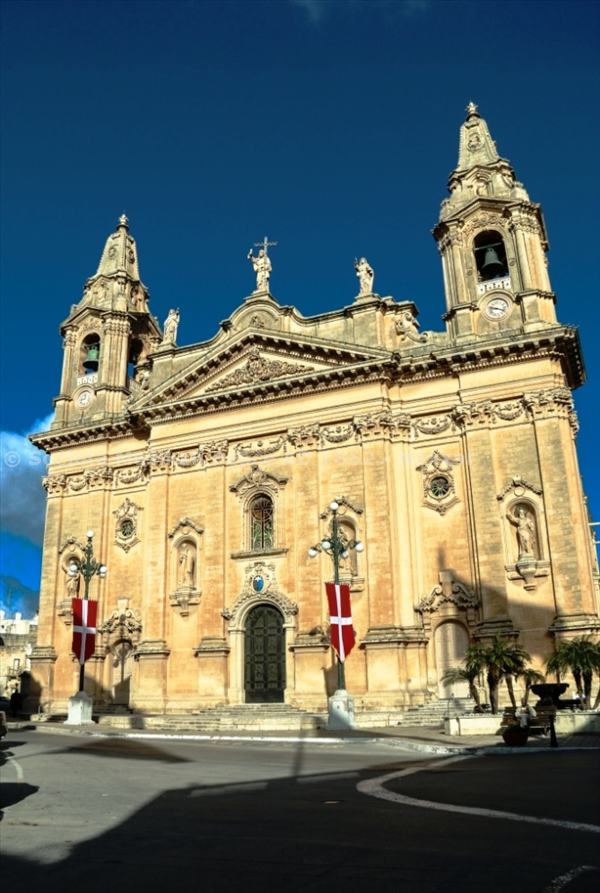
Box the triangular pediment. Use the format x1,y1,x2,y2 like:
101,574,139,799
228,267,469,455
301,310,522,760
129,332,388,413
185,345,320,398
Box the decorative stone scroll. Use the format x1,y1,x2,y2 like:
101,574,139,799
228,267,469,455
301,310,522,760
168,517,204,540
417,583,479,614
395,309,430,344
229,464,288,498
97,609,143,652
416,571,480,634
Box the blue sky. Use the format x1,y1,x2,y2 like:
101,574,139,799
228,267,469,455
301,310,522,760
1,0,599,617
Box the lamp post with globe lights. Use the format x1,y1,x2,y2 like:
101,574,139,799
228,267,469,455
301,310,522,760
65,530,107,724
309,500,364,721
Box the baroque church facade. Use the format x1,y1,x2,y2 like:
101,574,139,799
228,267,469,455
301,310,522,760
30,106,599,717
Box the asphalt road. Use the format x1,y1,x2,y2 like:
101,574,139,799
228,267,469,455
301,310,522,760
1,730,598,892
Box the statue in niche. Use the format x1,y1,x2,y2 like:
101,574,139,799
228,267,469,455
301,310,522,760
247,248,272,292
162,309,180,345
178,543,196,588
506,505,536,558
64,565,81,598
354,257,374,295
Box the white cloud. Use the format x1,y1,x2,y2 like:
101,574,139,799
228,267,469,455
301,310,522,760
0,414,54,546
290,0,326,23
290,0,431,23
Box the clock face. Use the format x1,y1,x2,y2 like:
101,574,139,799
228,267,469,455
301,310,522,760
484,297,511,320
76,389,93,409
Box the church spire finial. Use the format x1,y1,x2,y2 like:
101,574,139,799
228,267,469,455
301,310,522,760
118,212,129,230
466,101,479,118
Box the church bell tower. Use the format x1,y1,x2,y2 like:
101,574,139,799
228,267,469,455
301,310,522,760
52,215,162,428
433,103,557,342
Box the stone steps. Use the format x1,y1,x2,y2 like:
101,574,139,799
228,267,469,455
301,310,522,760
97,704,327,732
397,698,475,727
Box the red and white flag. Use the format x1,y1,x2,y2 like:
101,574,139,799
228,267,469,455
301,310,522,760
72,599,98,664
325,582,355,662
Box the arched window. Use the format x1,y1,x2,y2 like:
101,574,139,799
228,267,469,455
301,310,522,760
250,495,274,551
474,230,508,281
127,338,144,380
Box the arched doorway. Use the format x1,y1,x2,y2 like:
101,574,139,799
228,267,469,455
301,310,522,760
434,622,469,698
244,605,285,703
111,639,134,706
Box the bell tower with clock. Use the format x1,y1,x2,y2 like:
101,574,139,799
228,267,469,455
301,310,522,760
433,103,557,342
52,215,162,429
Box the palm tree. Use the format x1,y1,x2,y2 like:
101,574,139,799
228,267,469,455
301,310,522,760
516,668,546,704
546,638,600,707
440,666,482,710
464,634,531,714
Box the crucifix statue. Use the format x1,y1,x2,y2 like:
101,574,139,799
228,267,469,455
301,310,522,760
248,236,277,293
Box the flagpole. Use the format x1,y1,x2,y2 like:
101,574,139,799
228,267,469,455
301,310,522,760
308,500,365,691
330,507,346,692
68,531,107,693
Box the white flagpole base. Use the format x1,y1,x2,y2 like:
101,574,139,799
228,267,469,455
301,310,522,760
327,689,356,730
64,691,94,725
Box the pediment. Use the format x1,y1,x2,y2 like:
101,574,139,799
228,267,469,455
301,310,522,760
183,343,347,400
130,333,386,411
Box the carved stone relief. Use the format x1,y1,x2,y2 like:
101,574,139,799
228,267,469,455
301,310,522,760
113,498,143,552
222,561,298,629
395,310,430,344
205,347,313,393
416,451,461,515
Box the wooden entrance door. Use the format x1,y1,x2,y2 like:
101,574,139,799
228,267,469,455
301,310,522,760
244,605,285,703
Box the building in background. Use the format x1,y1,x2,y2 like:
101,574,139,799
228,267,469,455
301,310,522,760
29,106,599,718
0,612,38,702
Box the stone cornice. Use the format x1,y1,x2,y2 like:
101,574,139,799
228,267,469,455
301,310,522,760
29,418,149,453
30,327,582,449
134,331,390,411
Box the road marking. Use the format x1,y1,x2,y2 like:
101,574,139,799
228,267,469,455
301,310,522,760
357,756,600,834
543,866,598,892
4,753,24,782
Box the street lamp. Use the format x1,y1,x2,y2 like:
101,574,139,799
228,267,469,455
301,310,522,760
68,530,107,694
308,500,364,692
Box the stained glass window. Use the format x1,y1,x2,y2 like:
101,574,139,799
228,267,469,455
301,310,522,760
250,495,274,551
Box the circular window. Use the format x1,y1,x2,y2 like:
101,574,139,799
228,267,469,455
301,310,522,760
429,476,451,498
120,519,134,539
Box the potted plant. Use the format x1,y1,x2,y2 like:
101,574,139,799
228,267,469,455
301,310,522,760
501,721,529,746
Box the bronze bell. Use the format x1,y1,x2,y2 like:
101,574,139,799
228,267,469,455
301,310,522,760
481,247,504,279
83,345,99,371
